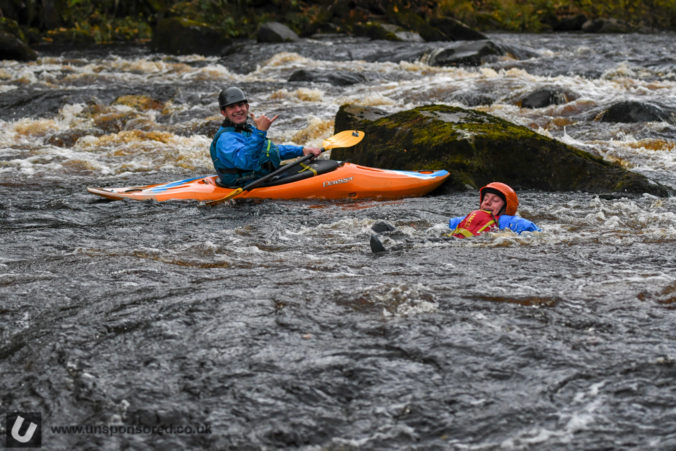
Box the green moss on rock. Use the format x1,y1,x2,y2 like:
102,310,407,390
150,17,230,55
333,104,669,196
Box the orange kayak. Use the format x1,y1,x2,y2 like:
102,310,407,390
87,161,450,202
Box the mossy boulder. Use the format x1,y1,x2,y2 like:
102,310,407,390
0,30,37,60
352,22,403,41
44,28,95,48
425,17,488,41
550,14,588,31
150,17,230,55
332,104,669,196
0,17,37,61
582,18,634,33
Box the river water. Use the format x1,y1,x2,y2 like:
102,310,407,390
1,33,675,450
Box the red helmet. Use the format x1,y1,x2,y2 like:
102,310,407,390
480,182,519,215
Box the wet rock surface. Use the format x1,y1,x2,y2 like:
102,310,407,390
333,104,670,196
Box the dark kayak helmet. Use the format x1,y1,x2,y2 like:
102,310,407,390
218,87,248,110
480,182,519,215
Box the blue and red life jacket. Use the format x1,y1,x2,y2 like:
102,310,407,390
449,209,499,238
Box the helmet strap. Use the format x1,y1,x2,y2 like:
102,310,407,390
221,117,253,132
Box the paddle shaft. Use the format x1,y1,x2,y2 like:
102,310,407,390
240,151,319,192
205,151,322,206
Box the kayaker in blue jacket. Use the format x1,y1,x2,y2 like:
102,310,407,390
370,182,539,253
210,87,322,187
447,182,540,238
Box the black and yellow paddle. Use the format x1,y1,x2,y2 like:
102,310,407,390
205,130,364,206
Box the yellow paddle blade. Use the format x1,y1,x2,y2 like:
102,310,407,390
205,187,242,206
322,130,364,150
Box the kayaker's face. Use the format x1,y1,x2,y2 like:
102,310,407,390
481,192,505,216
222,101,249,125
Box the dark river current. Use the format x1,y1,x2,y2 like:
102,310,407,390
1,33,675,450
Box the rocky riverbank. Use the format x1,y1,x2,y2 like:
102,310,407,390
2,0,675,61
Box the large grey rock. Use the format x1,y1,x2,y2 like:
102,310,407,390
332,104,670,196
426,40,504,67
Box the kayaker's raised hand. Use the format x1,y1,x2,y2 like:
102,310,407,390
302,147,322,157
251,112,278,131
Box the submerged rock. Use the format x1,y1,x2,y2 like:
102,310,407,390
425,40,504,67
598,101,674,124
369,222,412,254
332,104,669,196
425,39,538,67
46,128,103,147
288,69,368,86
370,234,388,253
371,221,397,233
519,87,579,108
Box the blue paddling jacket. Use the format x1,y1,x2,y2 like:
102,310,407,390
449,214,540,235
210,121,304,187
